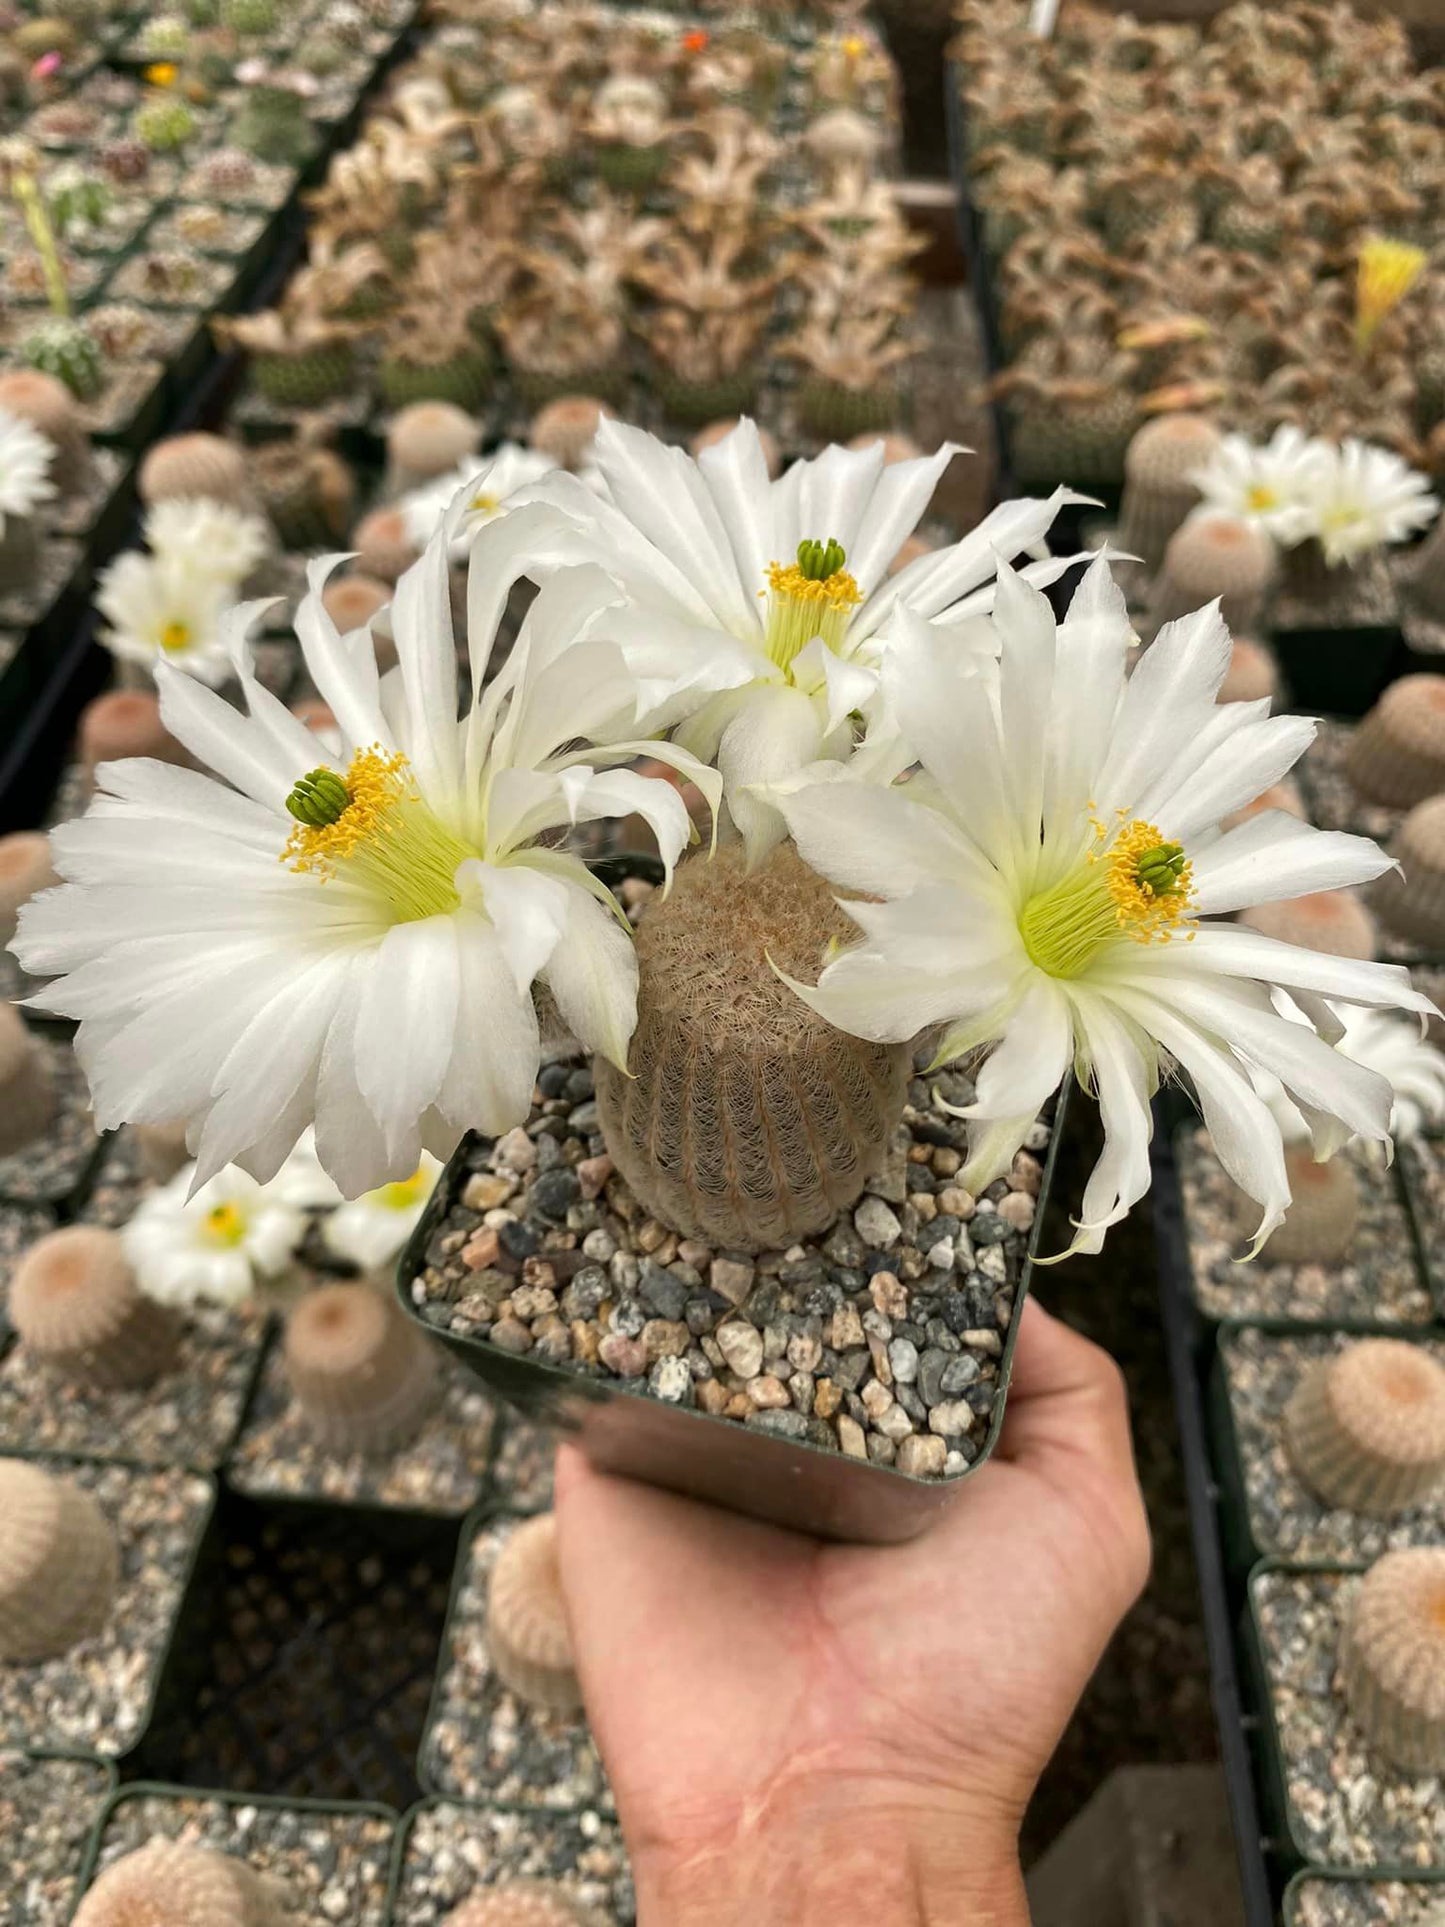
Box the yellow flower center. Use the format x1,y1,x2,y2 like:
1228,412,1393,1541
469,490,501,516
376,1166,430,1211
203,1201,247,1247
1244,483,1278,512
762,536,862,674
1018,817,1195,980
282,747,477,923
159,618,191,652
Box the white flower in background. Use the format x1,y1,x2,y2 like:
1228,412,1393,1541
1188,426,1331,547
772,558,1434,1256
122,1162,306,1307
145,497,271,589
322,1152,442,1269
16,526,719,1196
0,406,55,538
1258,1003,1445,1150
270,1125,344,1208
401,443,558,558
95,548,237,685
477,417,1088,863
1306,439,1438,566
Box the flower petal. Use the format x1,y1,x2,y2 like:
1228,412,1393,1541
539,875,639,1070
1189,813,1396,915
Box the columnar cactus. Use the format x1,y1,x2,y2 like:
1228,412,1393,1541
1345,675,1445,809
282,1281,441,1455
20,318,103,403
0,1459,118,1661
73,1838,293,1927
0,1001,56,1157
11,1226,181,1390
1339,1548,1445,1773
1117,413,1223,575
1148,513,1275,636
595,846,912,1250
1285,1339,1445,1517
486,1514,582,1715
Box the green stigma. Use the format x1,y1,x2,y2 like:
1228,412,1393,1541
286,767,351,827
796,536,847,581
1133,842,1187,897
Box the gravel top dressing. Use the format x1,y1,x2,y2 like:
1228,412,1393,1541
0,1750,112,1926
422,1514,610,1811
394,1801,635,1926
0,1460,212,1757
0,1037,102,1209
0,1203,53,1327
1178,1129,1431,1327
1253,1566,1445,1871
1220,1327,1445,1564
412,1054,1052,1480
490,1413,558,1514
1300,720,1407,844
87,1790,396,1924
1290,1878,1445,1926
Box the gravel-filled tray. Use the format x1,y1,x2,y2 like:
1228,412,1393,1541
0,533,82,632
0,1034,103,1210
1177,1129,1431,1327
1251,1564,1445,1872
49,447,125,540
1218,1327,1445,1565
81,1786,396,1924
1400,1137,1445,1314
421,1511,610,1811
226,1339,496,1513
1,1748,115,1927
1300,719,1405,844
392,1800,635,1927
0,1305,268,1469
1287,1873,1445,1925
411,1053,1050,1480
490,1412,557,1514
0,1203,55,1327
0,1458,214,1757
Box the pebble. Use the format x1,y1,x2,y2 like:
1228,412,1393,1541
828,1302,865,1349
747,1409,808,1439
597,1333,647,1377
531,1168,581,1219
710,1255,755,1305
463,1172,516,1210
489,1316,533,1354
716,1320,765,1379
462,1229,501,1270
854,1195,902,1248
746,1375,791,1409
648,1356,692,1403
928,1399,976,1438
869,1271,908,1318
495,1127,536,1172
896,1434,947,1477
996,1188,1035,1232
937,1186,975,1219
837,1414,868,1458
888,1337,919,1385
641,1319,689,1360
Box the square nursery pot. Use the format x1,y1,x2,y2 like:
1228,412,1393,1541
396,1086,1068,1548
1283,1868,1445,1926
1270,624,1402,721
4,1747,116,1927
74,1783,398,1923
388,1796,635,1926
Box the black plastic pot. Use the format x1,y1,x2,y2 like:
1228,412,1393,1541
1271,624,1402,720
398,1084,1069,1547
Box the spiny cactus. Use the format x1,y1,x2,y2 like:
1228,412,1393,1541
0,1459,118,1661
486,1513,582,1716
251,436,355,550
320,573,391,639
78,691,188,780
442,1885,605,1927
0,369,92,496
1239,890,1376,962
11,1226,181,1391
21,318,103,404
1285,1338,1445,1518
0,831,57,946
528,396,612,474
282,1281,441,1455
1249,1149,1360,1266
138,432,255,512
0,1001,56,1157
253,343,356,411
1218,637,1279,707
1117,413,1222,576
1148,513,1275,637
133,96,198,154
196,149,259,200
378,346,493,415
218,0,278,33
1339,1547,1445,1773
229,87,313,168
385,401,480,494
1372,797,1445,952
350,505,418,585
595,845,911,1251
1344,675,1445,809
72,1838,292,1927
131,1120,193,1184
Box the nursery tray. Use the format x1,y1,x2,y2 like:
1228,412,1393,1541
388,1797,636,1926
1271,626,1405,722
397,1072,1069,1548
1283,1868,1445,1925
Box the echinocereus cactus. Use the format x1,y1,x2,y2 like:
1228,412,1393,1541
1346,675,1445,809
442,1887,604,1927
1116,413,1222,576
0,999,57,1154
1373,797,1445,951
1147,512,1276,637
214,292,363,410
1285,1338,1445,1518
282,1281,441,1454
139,430,255,510
229,84,313,167
485,1513,582,1714
72,1839,293,1927
11,1225,181,1390
133,94,198,153
0,1459,118,1661
1339,1549,1445,1773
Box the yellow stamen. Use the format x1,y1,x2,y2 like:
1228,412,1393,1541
158,618,191,652
282,745,476,923
376,1166,430,1211
203,1201,247,1247
469,491,500,516
762,538,862,673
1019,818,1194,980
145,61,177,85
1245,483,1278,512
1356,235,1426,351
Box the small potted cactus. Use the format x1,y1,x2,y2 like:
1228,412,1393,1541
631,224,785,426
215,283,365,412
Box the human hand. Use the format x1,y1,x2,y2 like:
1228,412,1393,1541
554,1299,1152,1927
